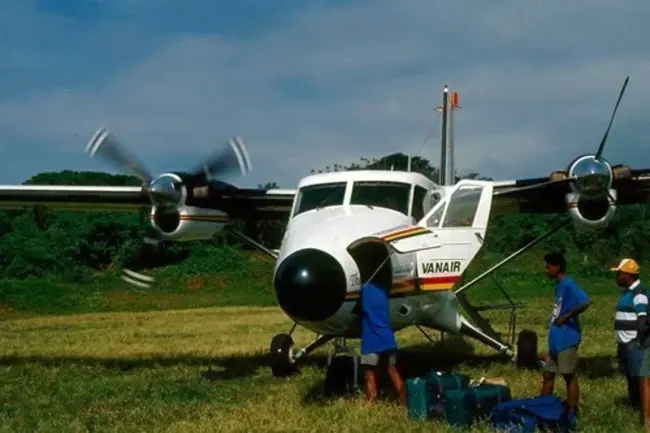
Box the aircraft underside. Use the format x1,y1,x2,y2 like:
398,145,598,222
269,289,516,379
293,290,461,338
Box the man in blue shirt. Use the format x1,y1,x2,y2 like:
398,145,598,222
359,279,406,407
540,252,592,424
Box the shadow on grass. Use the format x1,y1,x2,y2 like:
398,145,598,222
0,352,326,381
303,335,511,406
579,355,618,379
302,336,622,406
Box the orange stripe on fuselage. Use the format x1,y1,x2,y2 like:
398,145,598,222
381,226,430,242
420,275,460,291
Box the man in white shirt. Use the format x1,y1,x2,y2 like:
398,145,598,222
612,258,650,430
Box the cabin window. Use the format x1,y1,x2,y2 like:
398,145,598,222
412,185,429,221
426,204,445,228
294,182,347,216
442,185,484,228
350,181,411,215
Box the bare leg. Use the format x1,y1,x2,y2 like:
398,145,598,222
364,367,378,404
541,371,555,395
563,373,579,414
387,364,407,407
640,378,650,431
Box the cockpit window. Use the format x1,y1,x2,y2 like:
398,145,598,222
350,181,411,215
294,182,346,216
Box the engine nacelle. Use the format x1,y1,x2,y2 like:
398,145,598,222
150,204,230,241
565,189,617,230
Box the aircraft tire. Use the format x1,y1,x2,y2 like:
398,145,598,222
515,329,539,369
270,333,297,377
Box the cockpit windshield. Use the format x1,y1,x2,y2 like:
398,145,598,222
350,181,411,215
293,182,346,216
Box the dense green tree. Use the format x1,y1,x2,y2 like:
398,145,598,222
1,154,650,284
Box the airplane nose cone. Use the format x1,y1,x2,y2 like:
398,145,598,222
273,248,347,322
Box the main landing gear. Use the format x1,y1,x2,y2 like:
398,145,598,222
270,327,361,397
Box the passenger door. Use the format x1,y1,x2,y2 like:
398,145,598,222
414,180,494,292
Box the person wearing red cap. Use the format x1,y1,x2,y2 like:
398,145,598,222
612,258,650,431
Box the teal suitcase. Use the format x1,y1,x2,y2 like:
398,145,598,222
444,383,511,428
406,371,470,420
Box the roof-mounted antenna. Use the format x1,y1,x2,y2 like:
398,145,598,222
407,153,412,172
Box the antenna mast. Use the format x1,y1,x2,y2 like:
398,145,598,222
436,84,461,185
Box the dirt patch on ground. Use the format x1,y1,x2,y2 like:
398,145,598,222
0,303,16,320
104,291,141,304
185,276,228,291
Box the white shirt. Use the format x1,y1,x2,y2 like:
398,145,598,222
615,279,648,344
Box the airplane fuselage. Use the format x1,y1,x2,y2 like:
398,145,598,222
274,204,462,338
270,170,493,341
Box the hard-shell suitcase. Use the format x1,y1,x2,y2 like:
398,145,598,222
323,354,360,398
444,383,512,428
517,329,539,369
406,371,470,420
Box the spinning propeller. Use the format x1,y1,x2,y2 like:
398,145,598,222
518,76,631,200
85,127,252,288
569,75,630,202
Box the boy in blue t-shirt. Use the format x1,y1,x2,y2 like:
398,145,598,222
540,252,592,424
359,280,406,407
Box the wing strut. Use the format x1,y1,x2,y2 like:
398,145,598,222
226,227,279,260
455,218,571,296
452,218,571,355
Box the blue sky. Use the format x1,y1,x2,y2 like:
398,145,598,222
1,0,649,189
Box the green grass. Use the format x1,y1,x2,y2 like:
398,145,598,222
0,296,643,432
0,248,645,431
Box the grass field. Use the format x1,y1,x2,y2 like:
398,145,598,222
0,279,647,432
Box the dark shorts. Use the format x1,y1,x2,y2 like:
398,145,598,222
620,342,650,377
543,346,578,375
361,349,397,367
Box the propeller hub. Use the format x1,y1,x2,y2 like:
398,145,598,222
149,174,183,206
569,155,612,196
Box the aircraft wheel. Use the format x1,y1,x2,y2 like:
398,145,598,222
516,329,539,369
270,333,297,377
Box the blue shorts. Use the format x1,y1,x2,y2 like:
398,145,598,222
640,346,650,377
622,344,650,377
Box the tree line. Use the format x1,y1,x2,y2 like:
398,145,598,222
0,153,648,283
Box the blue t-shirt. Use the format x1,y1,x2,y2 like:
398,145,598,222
548,276,591,355
360,282,397,355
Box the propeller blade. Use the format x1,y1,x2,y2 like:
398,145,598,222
188,136,252,182
120,230,161,289
606,189,617,206
495,176,576,197
86,127,154,184
595,76,630,160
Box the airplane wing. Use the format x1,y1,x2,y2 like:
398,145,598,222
491,167,650,215
0,184,296,220
0,127,296,221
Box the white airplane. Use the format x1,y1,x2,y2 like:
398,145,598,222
0,77,647,386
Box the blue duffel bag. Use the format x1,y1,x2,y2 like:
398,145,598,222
491,394,574,432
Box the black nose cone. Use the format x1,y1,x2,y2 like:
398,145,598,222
273,248,347,322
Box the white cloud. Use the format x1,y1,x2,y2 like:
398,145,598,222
2,0,650,187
